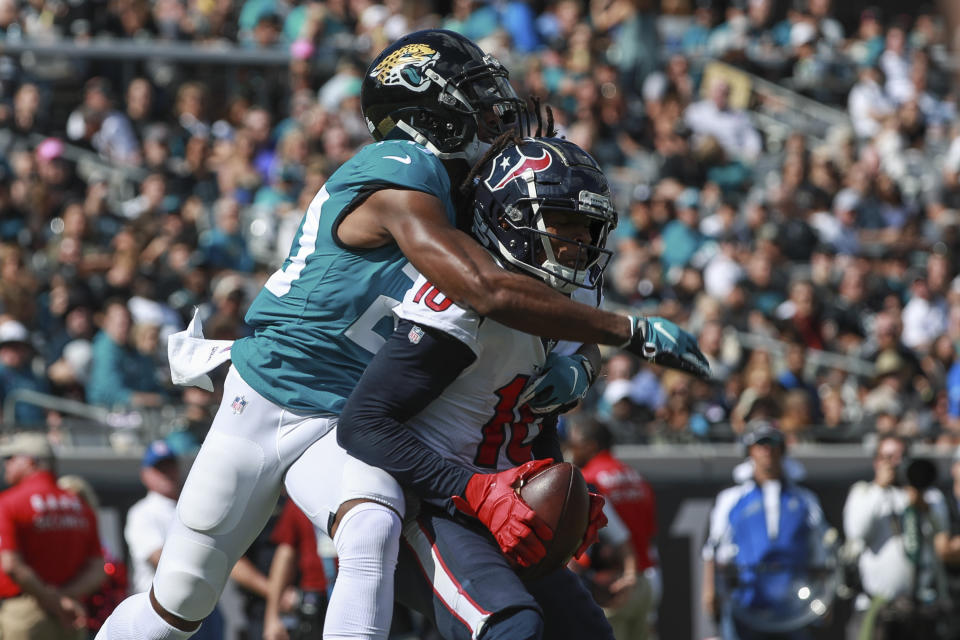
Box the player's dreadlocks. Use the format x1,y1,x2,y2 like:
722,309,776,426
459,97,557,197
530,96,558,139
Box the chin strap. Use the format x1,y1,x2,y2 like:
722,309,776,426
394,119,487,165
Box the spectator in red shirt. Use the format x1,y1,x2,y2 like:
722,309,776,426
263,499,328,640
567,419,660,640
0,432,104,640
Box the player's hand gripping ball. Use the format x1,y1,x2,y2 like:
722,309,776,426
514,461,592,581
452,459,557,568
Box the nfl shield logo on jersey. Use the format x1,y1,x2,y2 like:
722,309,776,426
408,325,425,344
231,395,247,415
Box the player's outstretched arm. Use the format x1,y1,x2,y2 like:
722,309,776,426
342,188,631,344
340,189,710,378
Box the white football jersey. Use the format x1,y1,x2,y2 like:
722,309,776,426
395,274,600,476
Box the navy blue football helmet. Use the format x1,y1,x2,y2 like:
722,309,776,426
361,30,528,164
471,138,617,293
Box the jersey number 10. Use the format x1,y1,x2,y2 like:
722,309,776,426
474,375,539,468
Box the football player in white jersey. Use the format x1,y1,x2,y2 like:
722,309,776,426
329,136,637,640
99,31,709,640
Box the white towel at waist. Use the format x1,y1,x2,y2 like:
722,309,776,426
166,308,234,392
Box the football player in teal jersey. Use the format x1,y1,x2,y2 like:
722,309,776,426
96,29,709,640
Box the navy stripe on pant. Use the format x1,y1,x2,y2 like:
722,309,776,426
396,504,614,640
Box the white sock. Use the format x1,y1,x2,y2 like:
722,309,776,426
96,592,198,640
324,502,402,640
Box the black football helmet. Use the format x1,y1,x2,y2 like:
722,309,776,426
471,138,617,293
361,29,528,164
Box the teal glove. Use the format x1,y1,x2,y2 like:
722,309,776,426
518,352,596,415
624,316,710,379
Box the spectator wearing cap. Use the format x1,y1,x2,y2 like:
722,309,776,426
250,11,282,49
843,435,949,639
0,432,104,640
702,424,829,639
566,419,660,640
124,441,179,596
0,318,48,428
123,442,225,640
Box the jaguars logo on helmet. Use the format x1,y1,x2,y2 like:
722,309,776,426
362,29,528,165
369,43,439,93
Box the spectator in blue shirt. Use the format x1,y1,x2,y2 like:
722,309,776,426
0,319,47,427
660,188,706,273
682,6,715,57
500,1,540,53
702,424,830,639
443,0,499,44
947,358,960,433
86,300,165,409
198,197,255,273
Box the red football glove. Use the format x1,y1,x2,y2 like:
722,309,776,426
574,492,608,559
451,459,556,568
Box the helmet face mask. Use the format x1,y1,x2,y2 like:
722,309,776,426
443,58,525,142
472,138,617,293
362,30,528,163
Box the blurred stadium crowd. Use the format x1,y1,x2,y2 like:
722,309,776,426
0,0,957,454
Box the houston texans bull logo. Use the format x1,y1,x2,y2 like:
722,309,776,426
370,43,440,93
484,149,553,192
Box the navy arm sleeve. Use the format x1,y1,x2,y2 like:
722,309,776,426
338,319,478,501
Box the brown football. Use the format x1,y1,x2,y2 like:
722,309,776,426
516,461,591,581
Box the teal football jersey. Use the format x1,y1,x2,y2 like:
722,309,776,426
230,139,456,414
